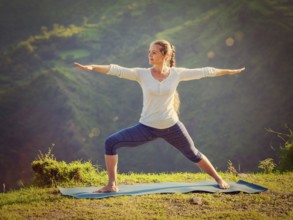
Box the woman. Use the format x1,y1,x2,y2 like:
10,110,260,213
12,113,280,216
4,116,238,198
75,40,245,193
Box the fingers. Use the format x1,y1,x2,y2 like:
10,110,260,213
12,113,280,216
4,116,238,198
74,63,92,71
74,62,83,68
234,67,245,75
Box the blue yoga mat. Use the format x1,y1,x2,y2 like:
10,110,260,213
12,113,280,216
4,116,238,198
58,180,267,199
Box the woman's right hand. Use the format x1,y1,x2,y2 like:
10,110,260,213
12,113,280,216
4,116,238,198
74,62,93,71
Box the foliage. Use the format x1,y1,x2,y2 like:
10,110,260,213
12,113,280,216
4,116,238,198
31,145,100,187
258,158,276,174
227,160,238,176
267,126,293,171
17,24,83,54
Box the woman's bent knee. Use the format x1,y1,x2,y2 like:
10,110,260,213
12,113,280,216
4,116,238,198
105,136,118,155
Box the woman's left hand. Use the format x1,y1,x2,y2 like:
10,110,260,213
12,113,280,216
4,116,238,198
229,67,245,75
216,67,245,76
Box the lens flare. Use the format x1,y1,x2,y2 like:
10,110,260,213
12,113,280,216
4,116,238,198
207,51,215,58
89,128,101,138
225,37,235,47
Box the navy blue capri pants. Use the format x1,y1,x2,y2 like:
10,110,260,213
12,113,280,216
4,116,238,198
105,121,203,163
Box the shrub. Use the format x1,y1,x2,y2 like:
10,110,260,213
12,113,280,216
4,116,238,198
258,158,276,173
226,160,238,176
267,126,293,171
31,145,100,187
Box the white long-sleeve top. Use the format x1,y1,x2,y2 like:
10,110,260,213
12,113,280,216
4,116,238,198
107,64,217,129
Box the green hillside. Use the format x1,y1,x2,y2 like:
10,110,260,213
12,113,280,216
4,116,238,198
1,172,293,219
0,0,292,190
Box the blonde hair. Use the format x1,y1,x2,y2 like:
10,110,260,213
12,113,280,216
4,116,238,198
152,40,180,114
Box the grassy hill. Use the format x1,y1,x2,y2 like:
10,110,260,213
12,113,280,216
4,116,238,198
0,0,292,190
0,172,292,219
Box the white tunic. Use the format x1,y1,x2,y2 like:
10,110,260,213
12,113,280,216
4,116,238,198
107,64,217,129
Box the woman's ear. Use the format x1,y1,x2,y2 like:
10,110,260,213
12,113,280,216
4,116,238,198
164,54,171,62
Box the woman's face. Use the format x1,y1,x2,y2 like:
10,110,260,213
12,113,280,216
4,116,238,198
148,44,166,66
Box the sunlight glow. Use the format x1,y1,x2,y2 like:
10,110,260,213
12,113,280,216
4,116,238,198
225,37,235,46
207,50,215,58
89,128,101,138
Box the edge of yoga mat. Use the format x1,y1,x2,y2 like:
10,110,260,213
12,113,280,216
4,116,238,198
58,180,268,199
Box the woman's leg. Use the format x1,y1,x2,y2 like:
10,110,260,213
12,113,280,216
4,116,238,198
94,155,119,193
94,124,156,193
162,121,229,189
196,154,229,189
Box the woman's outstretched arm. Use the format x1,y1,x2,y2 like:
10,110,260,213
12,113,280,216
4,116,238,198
74,63,140,81
74,62,110,74
215,67,245,76
178,67,246,81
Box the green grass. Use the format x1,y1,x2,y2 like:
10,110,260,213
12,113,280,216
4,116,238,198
1,172,292,219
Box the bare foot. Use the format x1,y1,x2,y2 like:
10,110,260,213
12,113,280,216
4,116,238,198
216,179,230,189
93,185,119,193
